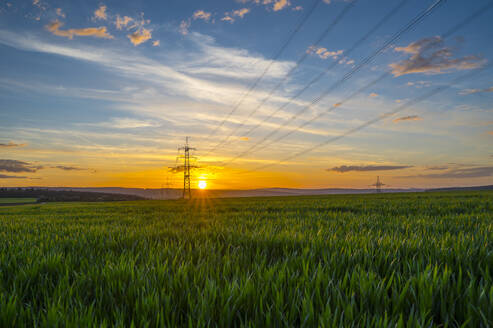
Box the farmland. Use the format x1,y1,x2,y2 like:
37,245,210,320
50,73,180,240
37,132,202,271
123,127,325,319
0,191,492,327
0,198,37,205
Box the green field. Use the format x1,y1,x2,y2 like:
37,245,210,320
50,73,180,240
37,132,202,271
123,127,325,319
0,192,492,327
0,198,38,204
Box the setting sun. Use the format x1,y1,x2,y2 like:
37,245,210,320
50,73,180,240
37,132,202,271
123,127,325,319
198,180,207,189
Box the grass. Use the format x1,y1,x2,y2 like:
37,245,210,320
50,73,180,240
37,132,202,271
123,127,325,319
0,191,492,327
0,198,37,204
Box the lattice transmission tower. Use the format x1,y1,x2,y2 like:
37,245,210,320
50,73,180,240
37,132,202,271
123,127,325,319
178,137,196,199
372,176,385,193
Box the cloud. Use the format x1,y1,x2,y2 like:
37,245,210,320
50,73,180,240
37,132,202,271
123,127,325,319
86,117,161,129
233,8,250,18
45,20,113,39
0,30,294,112
222,8,250,23
221,16,235,23
426,166,449,171
292,6,303,11
393,115,423,123
56,8,65,18
307,46,343,60
51,165,86,171
390,36,484,77
402,166,493,179
488,131,493,136
273,0,290,11
407,80,431,88
369,93,378,97
179,19,191,35
459,86,493,95
0,159,42,173
239,137,249,141
152,40,160,47
328,165,412,173
115,15,133,30
323,0,331,4
0,141,26,148
127,28,152,46
93,5,107,20
193,10,212,21
0,174,29,179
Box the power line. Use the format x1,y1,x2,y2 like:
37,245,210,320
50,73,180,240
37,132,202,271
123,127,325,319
246,0,493,155
201,0,323,147
244,63,491,173
204,0,359,156
224,0,446,165
235,0,409,143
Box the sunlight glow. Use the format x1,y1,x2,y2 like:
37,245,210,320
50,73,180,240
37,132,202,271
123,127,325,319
198,180,207,189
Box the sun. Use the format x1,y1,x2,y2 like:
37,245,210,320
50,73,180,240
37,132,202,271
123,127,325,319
198,180,207,189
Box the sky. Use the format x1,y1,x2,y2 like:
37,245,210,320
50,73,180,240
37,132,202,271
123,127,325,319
0,0,492,190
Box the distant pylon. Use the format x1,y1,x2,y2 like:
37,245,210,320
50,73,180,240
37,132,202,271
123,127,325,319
178,137,196,199
374,176,385,193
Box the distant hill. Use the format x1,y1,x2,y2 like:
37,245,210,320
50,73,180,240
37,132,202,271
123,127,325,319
0,189,145,202
3,185,489,201
426,185,493,192
2,186,424,200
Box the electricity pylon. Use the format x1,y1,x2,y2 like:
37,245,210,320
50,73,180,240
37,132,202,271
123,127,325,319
178,137,196,199
371,176,386,193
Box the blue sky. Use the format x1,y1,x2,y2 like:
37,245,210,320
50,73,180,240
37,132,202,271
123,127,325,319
0,0,492,189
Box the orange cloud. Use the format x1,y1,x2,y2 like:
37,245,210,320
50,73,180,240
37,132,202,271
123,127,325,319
193,10,212,21
273,0,290,11
393,115,423,123
115,15,132,30
127,28,152,46
152,40,160,47
222,8,250,23
390,37,484,76
93,5,107,20
45,20,113,39
307,46,343,60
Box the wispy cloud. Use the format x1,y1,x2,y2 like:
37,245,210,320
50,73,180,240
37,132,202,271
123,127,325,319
369,93,378,98
402,166,493,179
306,46,343,60
93,5,107,20
273,0,290,11
179,19,191,35
0,159,42,173
393,115,423,123
0,174,30,179
390,36,484,76
115,15,133,30
459,86,493,95
222,8,250,23
193,10,212,21
328,165,412,173
127,28,152,46
56,8,65,18
152,40,160,47
45,20,113,39
83,117,161,129
51,165,88,171
0,141,26,148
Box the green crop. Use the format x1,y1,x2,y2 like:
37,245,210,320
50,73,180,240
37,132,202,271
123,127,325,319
0,191,492,327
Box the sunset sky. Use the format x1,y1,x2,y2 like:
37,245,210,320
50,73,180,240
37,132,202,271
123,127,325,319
0,0,492,190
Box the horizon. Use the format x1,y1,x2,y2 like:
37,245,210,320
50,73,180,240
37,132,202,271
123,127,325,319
1,0,492,190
